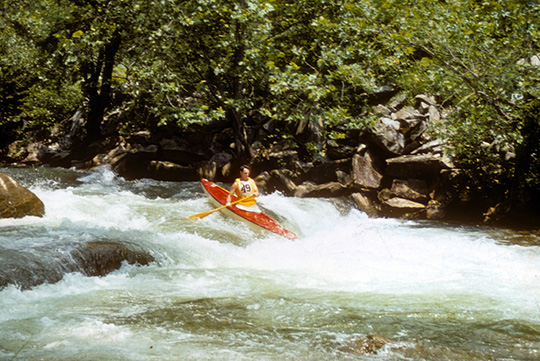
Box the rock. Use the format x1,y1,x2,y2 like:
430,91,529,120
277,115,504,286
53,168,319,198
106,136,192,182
37,145,73,168
208,152,234,178
0,173,45,219
0,241,154,290
415,94,437,106
411,139,444,155
159,138,205,165
428,105,440,122
198,161,217,181
483,200,512,224
373,104,392,117
368,117,406,156
379,191,426,217
351,153,383,189
351,192,378,217
294,181,349,198
393,106,424,121
270,169,298,195
146,161,199,181
72,241,154,277
305,159,352,184
390,179,429,203
348,335,392,355
426,200,446,219
384,197,425,211
387,92,408,110
386,154,454,179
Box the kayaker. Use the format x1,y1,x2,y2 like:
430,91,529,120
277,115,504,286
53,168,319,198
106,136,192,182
226,165,261,212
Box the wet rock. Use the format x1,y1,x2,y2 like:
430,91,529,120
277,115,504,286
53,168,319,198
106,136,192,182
0,241,155,290
72,241,154,277
426,199,446,219
351,192,378,217
0,173,45,218
348,334,393,355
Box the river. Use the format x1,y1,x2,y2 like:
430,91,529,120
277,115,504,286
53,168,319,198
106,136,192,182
0,166,539,360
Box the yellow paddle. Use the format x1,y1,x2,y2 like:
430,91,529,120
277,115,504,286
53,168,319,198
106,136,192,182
185,195,255,220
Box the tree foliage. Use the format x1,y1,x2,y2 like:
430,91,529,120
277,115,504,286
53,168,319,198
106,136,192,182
1,0,540,201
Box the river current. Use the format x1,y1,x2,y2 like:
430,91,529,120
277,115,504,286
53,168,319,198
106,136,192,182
0,166,539,360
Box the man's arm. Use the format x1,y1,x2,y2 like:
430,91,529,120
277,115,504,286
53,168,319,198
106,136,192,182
226,181,238,207
251,179,260,197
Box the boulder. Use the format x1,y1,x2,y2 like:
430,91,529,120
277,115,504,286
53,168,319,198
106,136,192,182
159,138,205,165
415,94,437,106
305,158,352,184
210,151,234,176
146,161,199,181
0,241,154,290
270,169,298,195
379,189,426,217
426,200,446,219
294,181,349,198
383,197,425,211
428,105,440,122
72,241,154,277
351,192,378,217
390,179,429,204
373,104,392,117
393,106,425,122
386,154,454,179
351,152,383,189
368,117,405,156
0,173,45,218
411,139,444,155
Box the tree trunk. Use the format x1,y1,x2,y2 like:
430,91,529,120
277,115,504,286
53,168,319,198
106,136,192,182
84,30,121,142
229,1,252,162
509,101,540,205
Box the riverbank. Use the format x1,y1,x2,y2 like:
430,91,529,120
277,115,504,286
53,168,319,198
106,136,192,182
2,93,539,229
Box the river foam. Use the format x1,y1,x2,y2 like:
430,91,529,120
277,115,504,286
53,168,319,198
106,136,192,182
1,167,539,360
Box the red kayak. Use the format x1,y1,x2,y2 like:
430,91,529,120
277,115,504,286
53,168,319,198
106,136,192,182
200,178,299,240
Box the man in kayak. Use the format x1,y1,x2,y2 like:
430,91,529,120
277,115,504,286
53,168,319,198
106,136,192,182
226,165,261,212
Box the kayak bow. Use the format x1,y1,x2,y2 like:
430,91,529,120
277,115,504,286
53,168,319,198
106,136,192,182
200,178,299,240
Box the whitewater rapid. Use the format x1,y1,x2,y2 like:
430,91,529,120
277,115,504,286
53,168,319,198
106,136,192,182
1,167,539,360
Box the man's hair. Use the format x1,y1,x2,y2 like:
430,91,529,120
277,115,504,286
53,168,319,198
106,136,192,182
240,165,250,172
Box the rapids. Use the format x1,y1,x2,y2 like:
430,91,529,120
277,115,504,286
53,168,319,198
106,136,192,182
0,166,539,360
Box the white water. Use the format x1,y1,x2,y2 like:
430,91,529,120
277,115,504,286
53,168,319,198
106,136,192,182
1,167,539,360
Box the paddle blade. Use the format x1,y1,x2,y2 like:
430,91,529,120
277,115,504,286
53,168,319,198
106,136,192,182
185,206,224,220
185,212,208,220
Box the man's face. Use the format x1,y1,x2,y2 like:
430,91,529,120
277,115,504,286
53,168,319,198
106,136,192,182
241,169,250,179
